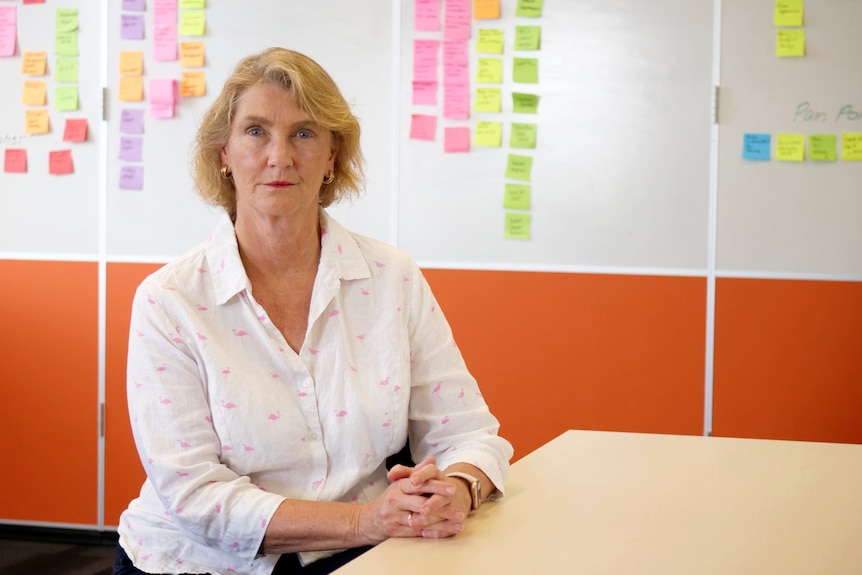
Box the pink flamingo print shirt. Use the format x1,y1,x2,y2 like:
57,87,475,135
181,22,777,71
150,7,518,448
118,209,513,574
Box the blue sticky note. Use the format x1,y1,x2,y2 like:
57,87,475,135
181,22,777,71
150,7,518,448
743,133,771,161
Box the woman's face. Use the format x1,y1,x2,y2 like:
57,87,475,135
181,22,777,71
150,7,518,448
220,82,336,223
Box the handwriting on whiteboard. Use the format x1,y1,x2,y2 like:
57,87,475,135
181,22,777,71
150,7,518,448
1,133,29,146
794,102,862,123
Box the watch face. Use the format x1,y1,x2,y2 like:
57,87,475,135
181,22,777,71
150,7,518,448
471,481,481,510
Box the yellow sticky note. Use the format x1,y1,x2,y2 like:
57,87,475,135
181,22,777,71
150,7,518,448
514,26,541,51
503,183,531,211
476,58,503,84
513,58,539,83
22,81,47,106
474,121,502,147
510,123,537,149
775,133,805,161
774,0,803,27
55,8,79,32
515,0,543,18
506,153,533,181
25,109,50,134
55,31,78,56
474,0,501,19
474,88,501,113
808,134,836,162
55,86,78,111
180,71,206,97
179,0,206,7
477,29,504,54
180,42,205,67
21,51,48,75
776,29,805,57
119,76,145,101
842,133,862,161
179,11,206,36
504,212,531,240
119,51,144,75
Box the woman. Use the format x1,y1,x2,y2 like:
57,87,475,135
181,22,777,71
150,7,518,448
113,47,513,575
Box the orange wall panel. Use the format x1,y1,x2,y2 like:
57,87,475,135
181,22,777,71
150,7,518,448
713,278,862,444
0,260,99,524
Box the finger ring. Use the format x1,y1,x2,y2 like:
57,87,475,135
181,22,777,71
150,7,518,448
408,512,414,527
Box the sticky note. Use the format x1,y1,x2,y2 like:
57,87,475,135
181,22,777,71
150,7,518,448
775,133,805,161
474,88,502,113
443,82,470,119
513,58,539,83
25,109,50,134
476,58,503,83
119,165,144,190
409,114,437,141
63,118,88,142
23,0,47,4
776,29,804,57
179,11,206,36
414,0,440,31
511,123,537,149
841,133,862,161
477,29,504,54
49,149,73,175
119,51,144,75
120,109,145,134
120,136,144,161
774,0,803,27
22,81,47,106
55,8,79,32
512,92,539,114
474,121,502,147
444,126,470,153
21,51,48,75
56,58,79,83
808,134,836,162
0,5,16,57
121,14,145,40
504,212,531,240
4,149,27,174
180,71,206,97
474,0,500,19
55,86,79,111
443,0,471,40
506,153,534,181
153,25,178,61
55,31,78,57
443,39,468,67
154,0,178,27
515,0,544,18
179,0,206,7
515,26,541,51
150,78,177,118
412,81,437,106
504,183,531,210
414,39,439,83
180,42,205,67
123,0,146,11
742,133,771,161
119,76,144,101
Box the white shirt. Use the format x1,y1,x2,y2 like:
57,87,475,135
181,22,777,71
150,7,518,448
117,210,513,575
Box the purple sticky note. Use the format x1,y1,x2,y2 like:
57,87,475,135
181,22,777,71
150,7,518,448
119,136,144,161
121,14,145,40
123,0,146,10
119,165,144,190
120,109,145,134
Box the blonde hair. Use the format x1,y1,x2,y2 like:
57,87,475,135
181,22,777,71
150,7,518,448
193,47,365,217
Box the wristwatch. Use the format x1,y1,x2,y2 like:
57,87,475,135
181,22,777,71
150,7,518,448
446,471,482,510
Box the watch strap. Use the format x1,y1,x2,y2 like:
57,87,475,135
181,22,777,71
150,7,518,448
446,471,481,510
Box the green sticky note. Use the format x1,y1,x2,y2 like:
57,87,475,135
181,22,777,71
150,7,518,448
510,123,537,149
506,153,533,181
475,121,503,147
56,8,79,32
515,26,541,51
776,29,805,57
476,58,503,84
55,31,78,57
774,0,803,27
56,58,79,84
775,133,805,161
477,29,504,54
516,0,544,18
180,11,206,36
504,183,531,210
474,88,502,113
808,134,836,162
841,133,862,161
513,58,539,83
504,212,531,240
54,86,79,111
512,92,539,114
180,0,206,8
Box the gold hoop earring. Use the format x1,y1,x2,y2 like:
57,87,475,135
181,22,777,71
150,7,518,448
322,171,335,185
220,165,232,179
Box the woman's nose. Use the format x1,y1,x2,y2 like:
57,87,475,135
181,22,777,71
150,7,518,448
268,138,294,167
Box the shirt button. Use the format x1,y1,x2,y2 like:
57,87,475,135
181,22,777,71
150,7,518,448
310,433,320,441
302,379,312,388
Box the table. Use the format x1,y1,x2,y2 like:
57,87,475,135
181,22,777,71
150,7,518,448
334,430,862,574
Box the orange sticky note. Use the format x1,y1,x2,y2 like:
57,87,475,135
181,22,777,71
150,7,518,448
119,76,144,101
474,0,501,19
119,51,144,75
49,149,73,175
180,71,206,97
24,109,50,134
22,80,47,105
21,51,48,75
63,118,88,142
180,41,205,67
4,149,27,173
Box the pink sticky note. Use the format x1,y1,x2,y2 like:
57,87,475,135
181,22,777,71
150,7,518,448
153,24,178,61
120,108,145,133
415,0,440,31
412,81,438,106
63,118,88,142
121,14,145,40
444,0,471,40
4,149,27,173
0,6,17,58
119,165,144,190
49,150,73,175
443,82,470,120
154,0,178,27
23,0,47,4
410,114,437,142
149,78,176,118
119,136,144,161
413,39,439,83
444,126,470,153
443,39,469,67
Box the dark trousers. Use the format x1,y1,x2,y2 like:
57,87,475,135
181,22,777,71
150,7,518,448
112,542,372,575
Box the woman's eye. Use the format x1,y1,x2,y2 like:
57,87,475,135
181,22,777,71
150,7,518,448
296,129,313,139
247,127,263,136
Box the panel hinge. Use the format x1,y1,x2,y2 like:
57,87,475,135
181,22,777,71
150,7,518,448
102,87,108,122
712,85,719,125
99,402,106,438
